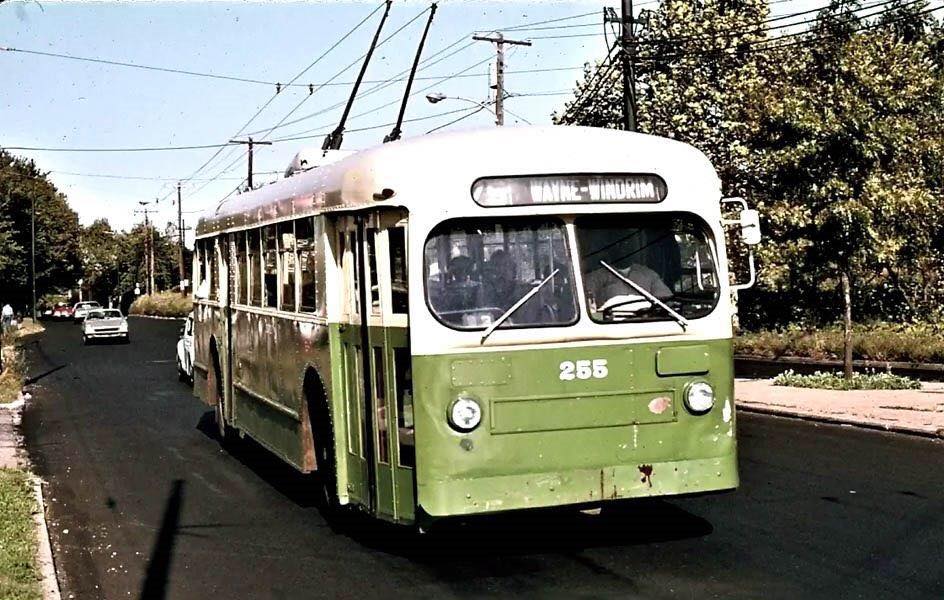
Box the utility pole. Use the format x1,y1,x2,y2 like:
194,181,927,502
229,137,272,191
136,201,154,295
620,0,638,131
30,196,36,320
177,182,186,294
472,33,531,126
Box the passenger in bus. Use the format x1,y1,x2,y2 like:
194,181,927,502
442,255,480,312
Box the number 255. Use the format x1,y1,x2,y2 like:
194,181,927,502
559,359,608,381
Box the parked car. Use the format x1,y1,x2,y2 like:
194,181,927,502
82,309,130,344
176,312,194,383
72,301,102,323
52,303,74,320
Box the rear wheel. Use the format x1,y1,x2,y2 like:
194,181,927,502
209,347,235,444
306,373,341,520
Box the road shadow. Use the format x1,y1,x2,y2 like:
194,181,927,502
196,411,321,508
24,363,67,385
196,412,714,562
139,479,185,600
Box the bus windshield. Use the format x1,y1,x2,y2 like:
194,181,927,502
576,213,720,323
424,218,578,330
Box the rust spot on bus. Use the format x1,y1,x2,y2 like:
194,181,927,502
639,464,653,488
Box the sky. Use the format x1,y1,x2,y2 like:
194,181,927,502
1,0,825,244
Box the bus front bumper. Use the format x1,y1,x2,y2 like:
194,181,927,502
418,453,738,518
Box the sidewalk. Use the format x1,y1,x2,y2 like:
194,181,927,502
735,379,944,438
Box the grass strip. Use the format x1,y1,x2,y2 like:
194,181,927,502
735,322,944,365
130,291,193,318
772,369,922,391
0,469,41,600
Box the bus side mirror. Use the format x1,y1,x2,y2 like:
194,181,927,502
740,209,761,245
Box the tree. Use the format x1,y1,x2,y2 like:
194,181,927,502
746,1,944,376
555,0,770,195
0,150,82,313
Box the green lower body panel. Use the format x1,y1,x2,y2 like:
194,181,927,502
413,338,737,519
418,453,738,517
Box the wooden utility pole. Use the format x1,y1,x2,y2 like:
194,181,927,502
177,182,186,294
621,0,638,131
135,201,155,295
229,137,272,191
472,33,531,126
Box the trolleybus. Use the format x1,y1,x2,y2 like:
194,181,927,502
191,126,760,525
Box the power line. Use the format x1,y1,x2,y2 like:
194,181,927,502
1,142,232,153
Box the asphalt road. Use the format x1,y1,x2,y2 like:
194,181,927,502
21,319,944,599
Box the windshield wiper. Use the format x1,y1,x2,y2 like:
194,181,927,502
599,261,689,331
480,268,559,345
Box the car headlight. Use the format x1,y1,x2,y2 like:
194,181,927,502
448,395,482,432
684,382,715,414
119,322,128,332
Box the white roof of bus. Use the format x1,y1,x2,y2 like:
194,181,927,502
196,126,720,236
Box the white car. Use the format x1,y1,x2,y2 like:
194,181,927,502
82,309,130,344
72,301,102,323
176,312,194,383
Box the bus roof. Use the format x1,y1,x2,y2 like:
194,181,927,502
196,126,720,237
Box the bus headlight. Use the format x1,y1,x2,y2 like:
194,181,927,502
448,395,482,432
684,382,715,414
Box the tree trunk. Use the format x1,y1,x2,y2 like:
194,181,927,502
841,270,853,380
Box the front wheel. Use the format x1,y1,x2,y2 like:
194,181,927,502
82,335,89,345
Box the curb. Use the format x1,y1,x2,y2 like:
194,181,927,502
128,314,186,321
32,476,62,600
736,402,944,440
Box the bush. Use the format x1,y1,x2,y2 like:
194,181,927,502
735,322,944,364
772,369,922,391
129,292,193,318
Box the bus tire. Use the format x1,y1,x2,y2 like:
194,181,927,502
305,371,341,518
209,343,235,445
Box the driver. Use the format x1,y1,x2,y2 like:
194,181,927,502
585,262,672,309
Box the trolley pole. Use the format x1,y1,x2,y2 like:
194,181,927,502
177,182,186,294
472,33,531,126
621,0,638,132
229,137,272,191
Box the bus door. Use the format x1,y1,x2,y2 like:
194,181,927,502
337,210,414,522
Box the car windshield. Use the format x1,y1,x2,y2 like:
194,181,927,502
575,213,720,323
101,310,122,319
424,218,578,331
87,310,106,319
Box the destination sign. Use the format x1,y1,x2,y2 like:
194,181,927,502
472,174,667,207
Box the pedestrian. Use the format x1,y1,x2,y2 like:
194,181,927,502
1,302,12,333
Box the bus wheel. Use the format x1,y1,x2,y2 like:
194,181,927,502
209,349,235,445
306,373,341,519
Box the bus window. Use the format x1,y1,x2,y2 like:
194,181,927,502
209,238,219,301
423,218,577,330
263,225,278,308
279,221,296,312
297,217,319,312
393,347,414,467
576,213,720,323
248,229,261,307
236,231,247,305
366,230,380,315
373,346,388,464
193,241,203,295
388,227,408,314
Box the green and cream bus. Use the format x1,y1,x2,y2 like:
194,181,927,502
192,126,760,525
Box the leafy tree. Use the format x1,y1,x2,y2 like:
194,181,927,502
747,1,944,376
554,0,770,195
0,150,82,314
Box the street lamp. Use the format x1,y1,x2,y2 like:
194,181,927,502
425,93,495,115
